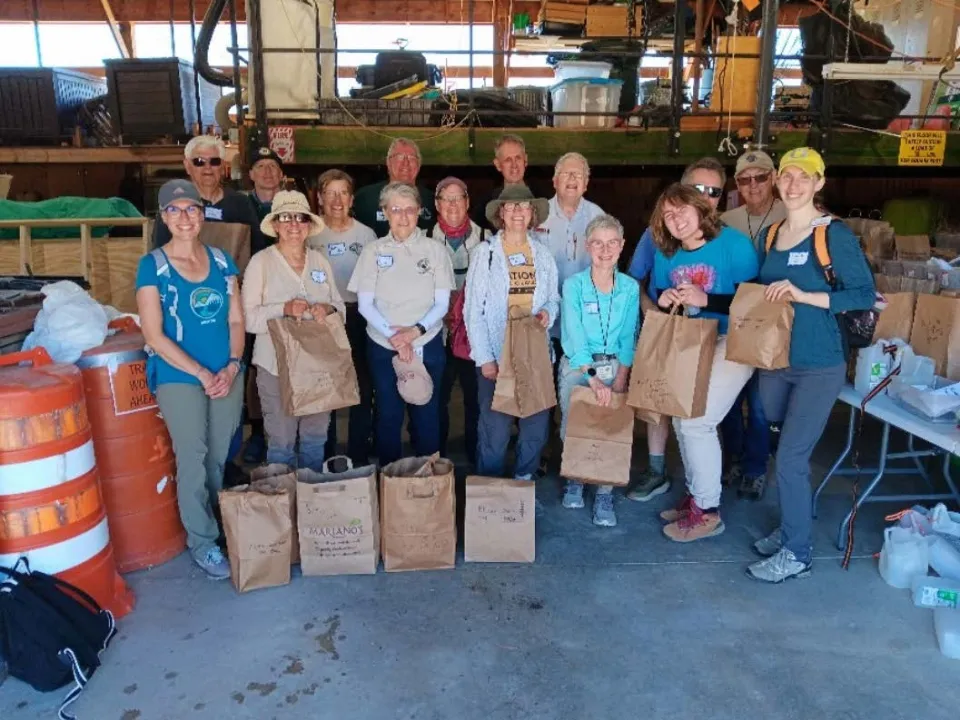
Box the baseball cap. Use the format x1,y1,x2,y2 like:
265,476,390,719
392,354,433,406
735,150,775,176
158,179,202,209
251,145,283,170
436,176,468,197
778,147,826,177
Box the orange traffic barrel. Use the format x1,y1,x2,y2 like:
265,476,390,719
0,347,135,618
77,330,185,573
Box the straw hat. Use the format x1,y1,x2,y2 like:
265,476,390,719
260,190,325,237
485,184,549,230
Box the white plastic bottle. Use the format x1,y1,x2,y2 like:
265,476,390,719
934,608,960,659
912,574,960,609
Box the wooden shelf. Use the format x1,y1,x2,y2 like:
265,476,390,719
0,146,189,165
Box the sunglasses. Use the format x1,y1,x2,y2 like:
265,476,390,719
736,172,772,186
276,212,310,224
190,157,223,168
692,184,723,199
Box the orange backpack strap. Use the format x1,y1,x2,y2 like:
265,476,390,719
812,221,837,287
764,221,784,253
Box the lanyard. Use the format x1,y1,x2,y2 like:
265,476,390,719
590,270,616,354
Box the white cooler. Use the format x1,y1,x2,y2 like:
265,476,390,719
551,78,623,129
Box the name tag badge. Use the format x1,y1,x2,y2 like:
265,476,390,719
311,270,327,284
810,215,832,227
414,345,424,359
376,210,386,222
596,362,615,382
508,252,526,267
327,242,346,257
584,301,600,315
204,206,223,220
376,254,394,269
788,251,809,266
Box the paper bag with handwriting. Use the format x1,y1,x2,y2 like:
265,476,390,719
492,306,558,418
248,463,299,564
463,476,535,563
296,461,380,576
627,309,718,419
560,387,635,487
725,283,793,370
895,234,932,262
909,294,960,380
380,454,456,572
268,313,360,417
218,484,292,593
200,222,251,274
873,292,917,343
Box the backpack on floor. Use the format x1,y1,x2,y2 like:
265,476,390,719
0,559,117,720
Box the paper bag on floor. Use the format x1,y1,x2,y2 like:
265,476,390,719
725,283,793,370
218,484,292,593
627,308,718,419
463,476,535,563
249,463,299,564
873,292,917,343
560,387,635,487
268,313,360,417
492,306,557,418
200,222,251,274
380,454,456,572
296,458,380,576
909,294,960,380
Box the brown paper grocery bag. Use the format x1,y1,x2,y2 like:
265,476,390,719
725,283,793,370
895,234,932,262
492,306,558,418
627,307,718,419
249,463,299,564
909,294,960,380
200,222,251,274
380,454,456,572
560,387,635,487
218,484,292,593
463,476,535,563
268,313,360,417
873,292,917,343
296,458,380,576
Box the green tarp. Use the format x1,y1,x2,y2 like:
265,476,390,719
0,197,144,240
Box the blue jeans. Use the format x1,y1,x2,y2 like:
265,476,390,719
475,369,549,479
440,347,479,466
367,333,445,465
325,304,375,465
720,372,770,478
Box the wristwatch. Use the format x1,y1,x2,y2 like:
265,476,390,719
229,357,245,372
585,367,597,379
415,323,426,336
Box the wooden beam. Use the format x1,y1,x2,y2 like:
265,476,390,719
99,0,131,58
493,0,512,87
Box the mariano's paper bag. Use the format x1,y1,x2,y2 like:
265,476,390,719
492,306,558,418
200,222,251,274
909,294,960,381
627,308,718,419
380,454,456,572
725,283,793,370
463,476,535,563
218,484,292,593
873,292,917,343
296,459,379,576
268,313,360,417
249,463,299,564
560,387,635,487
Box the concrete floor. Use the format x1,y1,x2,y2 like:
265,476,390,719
3,406,960,719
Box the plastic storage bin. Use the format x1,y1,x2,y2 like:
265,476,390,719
554,60,612,81
551,78,623,129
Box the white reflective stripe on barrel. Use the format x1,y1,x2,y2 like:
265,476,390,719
0,439,97,496
0,515,109,575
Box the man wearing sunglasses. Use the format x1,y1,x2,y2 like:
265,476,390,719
720,151,786,251
352,137,435,238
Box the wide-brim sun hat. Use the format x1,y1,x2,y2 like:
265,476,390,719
261,190,325,237
485,184,549,230
778,147,826,178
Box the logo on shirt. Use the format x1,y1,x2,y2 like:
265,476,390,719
349,242,363,256
189,287,224,321
670,263,717,292
417,258,431,274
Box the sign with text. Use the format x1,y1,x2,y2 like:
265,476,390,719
109,361,158,416
898,129,946,167
267,125,296,164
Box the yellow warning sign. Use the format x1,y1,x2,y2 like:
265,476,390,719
898,129,946,167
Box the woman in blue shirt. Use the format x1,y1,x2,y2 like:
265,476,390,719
136,179,245,580
648,183,759,543
559,215,640,527
747,148,875,584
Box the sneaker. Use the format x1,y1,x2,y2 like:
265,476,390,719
243,431,267,464
562,481,585,509
721,462,743,487
738,472,767,501
746,548,811,583
195,547,231,580
592,493,617,527
663,502,725,542
659,494,693,523
753,527,783,557
626,469,670,503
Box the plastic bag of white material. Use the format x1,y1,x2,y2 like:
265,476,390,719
878,526,930,589
22,281,109,363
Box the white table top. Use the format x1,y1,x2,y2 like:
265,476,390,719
838,384,960,456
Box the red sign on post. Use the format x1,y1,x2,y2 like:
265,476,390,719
268,126,296,164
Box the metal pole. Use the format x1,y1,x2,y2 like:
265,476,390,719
469,0,476,92
691,0,704,112
169,0,177,57
753,0,780,147
248,0,267,138
229,0,247,129
189,0,202,128
669,0,685,154
31,0,43,67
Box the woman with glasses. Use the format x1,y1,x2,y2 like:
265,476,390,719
242,190,344,471
309,169,378,465
347,183,456,465
136,179,245,580
558,215,639,527
465,184,559,489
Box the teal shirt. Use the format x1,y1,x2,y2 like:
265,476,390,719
561,269,641,368
759,220,875,369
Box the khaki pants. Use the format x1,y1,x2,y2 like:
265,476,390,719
256,369,331,471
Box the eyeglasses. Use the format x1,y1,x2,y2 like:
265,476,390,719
322,189,351,199
557,171,585,181
388,206,420,217
388,153,419,164
190,156,223,168
736,172,772,186
588,238,623,250
276,212,310,224
438,194,467,204
692,184,723,199
162,205,201,218
503,201,532,212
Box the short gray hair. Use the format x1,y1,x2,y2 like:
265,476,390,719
495,134,526,157
585,214,624,242
184,135,226,159
379,182,421,210
681,157,727,187
554,151,590,180
386,137,422,163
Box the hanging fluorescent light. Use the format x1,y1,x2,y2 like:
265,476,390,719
821,61,960,81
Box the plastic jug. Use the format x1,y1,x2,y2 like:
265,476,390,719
930,536,960,582
934,608,960,659
854,340,899,394
879,526,930,588
912,574,960,609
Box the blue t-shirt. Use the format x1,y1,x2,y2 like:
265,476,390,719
626,227,657,303
135,247,239,387
652,226,759,334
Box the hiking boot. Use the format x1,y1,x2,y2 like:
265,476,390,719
738,472,767,501
195,547,231,580
753,527,783,557
746,548,811,583
659,494,693,523
626,468,670,503
562,481,585,509
721,461,743,487
663,502,725,542
592,493,617,527
243,431,267,464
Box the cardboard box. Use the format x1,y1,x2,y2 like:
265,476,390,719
586,4,640,37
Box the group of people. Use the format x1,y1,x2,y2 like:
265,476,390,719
136,133,875,586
